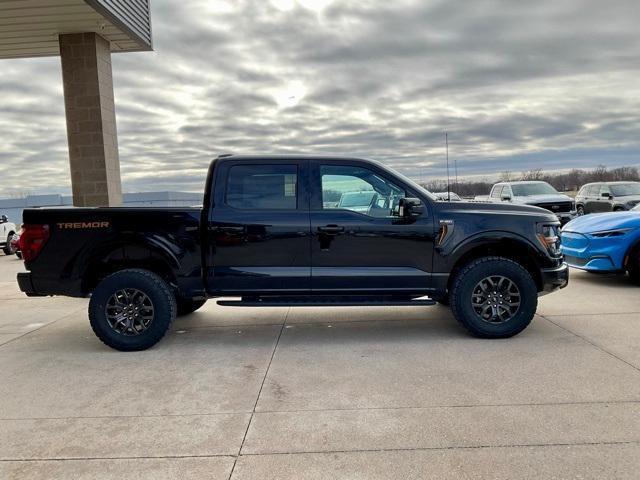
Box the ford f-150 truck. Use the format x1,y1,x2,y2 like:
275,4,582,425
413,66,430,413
476,181,576,225
17,155,568,351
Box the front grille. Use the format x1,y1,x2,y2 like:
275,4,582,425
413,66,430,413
535,201,574,213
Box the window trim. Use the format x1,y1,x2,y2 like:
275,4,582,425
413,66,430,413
311,160,418,219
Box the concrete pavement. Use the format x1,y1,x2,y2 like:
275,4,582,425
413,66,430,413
0,254,639,479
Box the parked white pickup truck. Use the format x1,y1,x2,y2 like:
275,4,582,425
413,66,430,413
476,181,577,225
0,215,18,255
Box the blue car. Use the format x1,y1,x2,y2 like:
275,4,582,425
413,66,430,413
561,205,640,282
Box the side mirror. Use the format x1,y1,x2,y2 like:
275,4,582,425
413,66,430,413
399,198,423,218
501,194,512,202
601,192,612,199
0,215,7,224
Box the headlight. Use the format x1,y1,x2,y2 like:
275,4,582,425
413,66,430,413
589,228,632,238
537,223,561,255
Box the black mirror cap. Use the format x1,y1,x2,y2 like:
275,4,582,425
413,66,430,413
0,215,7,223
400,197,423,217
501,195,512,201
601,192,612,198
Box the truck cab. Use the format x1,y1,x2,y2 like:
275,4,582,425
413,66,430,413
487,181,576,225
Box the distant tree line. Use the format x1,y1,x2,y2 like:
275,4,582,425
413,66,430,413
420,165,640,198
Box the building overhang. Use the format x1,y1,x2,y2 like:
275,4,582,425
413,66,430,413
0,0,152,59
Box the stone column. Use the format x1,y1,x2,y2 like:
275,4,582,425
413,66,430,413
59,32,122,207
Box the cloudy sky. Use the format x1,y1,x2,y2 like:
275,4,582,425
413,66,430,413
1,0,639,196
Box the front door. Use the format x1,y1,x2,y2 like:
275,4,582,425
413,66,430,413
309,160,435,294
584,184,600,213
206,160,311,295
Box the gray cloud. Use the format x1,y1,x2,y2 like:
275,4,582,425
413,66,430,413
1,0,639,196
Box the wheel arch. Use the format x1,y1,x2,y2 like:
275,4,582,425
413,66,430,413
623,236,640,271
80,238,180,294
446,234,545,293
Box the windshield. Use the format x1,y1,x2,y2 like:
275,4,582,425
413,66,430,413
610,183,640,196
511,182,558,196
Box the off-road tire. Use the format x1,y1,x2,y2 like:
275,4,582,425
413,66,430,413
430,294,450,307
89,269,176,351
176,297,207,316
450,256,538,338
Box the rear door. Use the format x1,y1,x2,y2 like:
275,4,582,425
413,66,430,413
206,159,311,295
309,159,435,294
598,184,613,212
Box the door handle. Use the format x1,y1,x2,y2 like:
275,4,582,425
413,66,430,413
317,225,344,235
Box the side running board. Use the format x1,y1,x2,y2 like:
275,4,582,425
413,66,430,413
217,296,436,307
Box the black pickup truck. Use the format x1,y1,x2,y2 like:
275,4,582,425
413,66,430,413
18,155,568,351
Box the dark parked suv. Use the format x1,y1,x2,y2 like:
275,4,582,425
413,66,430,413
575,182,640,215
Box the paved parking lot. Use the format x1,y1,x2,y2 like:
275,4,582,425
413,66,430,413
1,254,639,479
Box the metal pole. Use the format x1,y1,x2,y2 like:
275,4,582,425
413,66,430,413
446,132,450,201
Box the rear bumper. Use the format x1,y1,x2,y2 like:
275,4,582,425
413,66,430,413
540,262,569,295
17,272,45,297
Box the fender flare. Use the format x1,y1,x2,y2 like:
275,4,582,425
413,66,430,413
446,230,544,268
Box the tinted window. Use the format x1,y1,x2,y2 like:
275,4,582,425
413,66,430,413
610,183,640,196
491,185,504,198
586,185,600,196
321,165,405,218
226,164,297,210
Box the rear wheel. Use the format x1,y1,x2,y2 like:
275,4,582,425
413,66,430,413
450,257,538,338
89,269,176,351
176,297,207,316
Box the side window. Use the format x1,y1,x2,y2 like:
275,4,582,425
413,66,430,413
502,186,512,197
587,185,599,196
226,164,297,210
600,185,611,196
320,165,406,218
491,185,503,198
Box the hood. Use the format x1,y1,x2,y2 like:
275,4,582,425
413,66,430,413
614,194,640,205
515,193,573,204
563,211,640,233
439,199,557,221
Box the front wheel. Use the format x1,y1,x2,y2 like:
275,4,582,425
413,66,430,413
450,257,538,338
627,247,640,285
576,205,585,216
2,234,15,255
89,269,176,351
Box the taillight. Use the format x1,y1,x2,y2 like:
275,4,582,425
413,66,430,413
19,224,50,261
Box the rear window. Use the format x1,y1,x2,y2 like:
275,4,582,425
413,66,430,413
610,183,640,196
226,164,297,210
491,185,503,198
